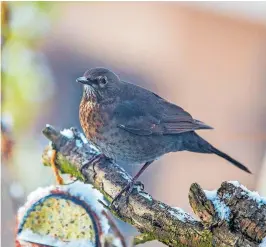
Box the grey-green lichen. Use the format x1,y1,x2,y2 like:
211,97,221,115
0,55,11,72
56,153,85,181
134,233,156,245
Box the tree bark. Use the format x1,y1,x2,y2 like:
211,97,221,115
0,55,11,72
42,125,266,247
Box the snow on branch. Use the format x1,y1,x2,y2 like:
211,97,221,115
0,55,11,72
42,125,266,247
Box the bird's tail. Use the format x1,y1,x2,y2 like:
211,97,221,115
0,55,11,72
184,132,252,174
209,145,251,174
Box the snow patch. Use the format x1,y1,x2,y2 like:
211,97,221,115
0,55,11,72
79,133,88,144
59,129,91,149
88,144,100,154
117,168,131,181
204,190,217,200
139,192,152,201
204,190,231,221
135,185,152,201
169,207,196,222
60,129,74,139
260,237,266,247
75,139,83,148
229,181,266,207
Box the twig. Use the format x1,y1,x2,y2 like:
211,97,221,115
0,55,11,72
50,149,64,185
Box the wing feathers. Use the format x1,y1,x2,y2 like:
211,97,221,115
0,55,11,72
114,97,212,136
118,119,213,136
162,120,213,134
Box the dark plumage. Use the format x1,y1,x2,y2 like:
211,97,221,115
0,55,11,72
77,67,251,204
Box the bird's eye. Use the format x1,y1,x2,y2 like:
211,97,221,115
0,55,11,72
98,76,108,87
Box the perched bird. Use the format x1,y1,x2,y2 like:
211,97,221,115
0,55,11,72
77,67,251,203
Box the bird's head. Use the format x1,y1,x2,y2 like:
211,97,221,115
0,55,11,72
77,67,121,103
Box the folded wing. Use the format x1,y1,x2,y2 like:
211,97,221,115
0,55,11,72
113,97,213,136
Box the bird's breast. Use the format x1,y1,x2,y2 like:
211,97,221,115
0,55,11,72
79,99,107,145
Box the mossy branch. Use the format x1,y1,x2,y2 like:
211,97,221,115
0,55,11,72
42,125,266,247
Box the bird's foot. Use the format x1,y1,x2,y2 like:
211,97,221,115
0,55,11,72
109,180,143,209
50,149,64,185
80,153,105,174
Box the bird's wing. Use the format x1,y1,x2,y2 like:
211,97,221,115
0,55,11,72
113,97,213,136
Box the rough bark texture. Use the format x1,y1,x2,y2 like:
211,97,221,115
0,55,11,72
42,125,266,247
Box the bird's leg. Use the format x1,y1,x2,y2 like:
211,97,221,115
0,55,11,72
110,160,154,208
50,149,64,185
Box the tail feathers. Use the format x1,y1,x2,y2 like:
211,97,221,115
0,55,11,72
210,146,252,174
194,119,214,130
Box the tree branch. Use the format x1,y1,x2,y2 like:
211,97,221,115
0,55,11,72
42,125,266,246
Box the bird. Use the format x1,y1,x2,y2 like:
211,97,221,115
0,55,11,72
77,67,251,204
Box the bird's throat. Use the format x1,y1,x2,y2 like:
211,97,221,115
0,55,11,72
83,85,98,103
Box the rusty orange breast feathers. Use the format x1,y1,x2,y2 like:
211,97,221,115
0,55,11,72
79,99,105,142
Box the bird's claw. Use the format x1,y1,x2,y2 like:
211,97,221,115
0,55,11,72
80,153,105,174
109,180,143,209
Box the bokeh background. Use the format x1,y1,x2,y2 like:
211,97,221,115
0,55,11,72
2,2,266,246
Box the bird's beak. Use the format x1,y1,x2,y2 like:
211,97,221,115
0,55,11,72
76,76,89,84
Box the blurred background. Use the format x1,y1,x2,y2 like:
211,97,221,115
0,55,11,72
2,2,266,246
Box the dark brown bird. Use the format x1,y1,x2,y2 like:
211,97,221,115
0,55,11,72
77,67,251,204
